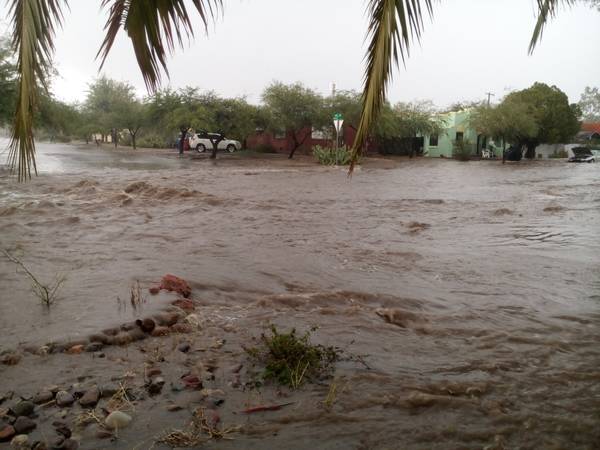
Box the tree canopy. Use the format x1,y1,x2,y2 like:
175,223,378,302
471,82,581,157
578,86,600,122
262,82,327,159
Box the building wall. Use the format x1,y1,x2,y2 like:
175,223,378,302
247,126,377,154
423,109,504,158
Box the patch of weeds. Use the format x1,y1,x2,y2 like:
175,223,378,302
2,248,66,308
155,408,239,447
244,325,341,389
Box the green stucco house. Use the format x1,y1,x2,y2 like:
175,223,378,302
422,109,504,158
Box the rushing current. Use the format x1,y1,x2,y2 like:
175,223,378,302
1,141,599,449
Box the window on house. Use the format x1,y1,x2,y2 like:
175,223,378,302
456,132,464,142
274,130,286,139
429,134,438,147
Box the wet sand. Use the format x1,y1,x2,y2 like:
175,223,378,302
1,142,599,449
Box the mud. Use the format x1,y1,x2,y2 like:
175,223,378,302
1,141,599,449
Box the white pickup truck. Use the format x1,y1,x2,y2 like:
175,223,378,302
188,132,241,153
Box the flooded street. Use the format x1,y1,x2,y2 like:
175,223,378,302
1,141,599,449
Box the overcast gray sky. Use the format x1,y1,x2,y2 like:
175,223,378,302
9,0,600,107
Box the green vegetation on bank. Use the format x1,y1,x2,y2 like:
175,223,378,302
244,325,340,389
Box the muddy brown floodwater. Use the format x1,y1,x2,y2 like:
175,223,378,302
1,141,599,449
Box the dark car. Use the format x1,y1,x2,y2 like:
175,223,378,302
568,147,595,163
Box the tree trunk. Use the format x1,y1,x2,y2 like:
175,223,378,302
525,142,536,159
288,131,308,159
210,135,225,159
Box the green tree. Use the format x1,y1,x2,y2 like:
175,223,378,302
471,100,539,151
471,83,580,158
392,100,445,138
0,35,17,127
4,0,583,179
578,86,600,121
262,82,327,159
84,76,142,147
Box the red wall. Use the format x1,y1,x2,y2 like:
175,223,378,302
246,126,378,154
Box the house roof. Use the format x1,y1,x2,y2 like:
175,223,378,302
576,131,600,141
581,123,600,133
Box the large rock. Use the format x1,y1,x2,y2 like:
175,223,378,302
78,387,99,408
10,402,34,417
33,391,54,405
55,392,74,407
104,411,131,430
159,274,191,298
0,425,16,442
10,434,28,448
13,416,36,434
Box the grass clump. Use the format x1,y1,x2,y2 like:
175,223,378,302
313,145,353,166
245,325,340,389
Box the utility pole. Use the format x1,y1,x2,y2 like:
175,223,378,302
485,92,495,106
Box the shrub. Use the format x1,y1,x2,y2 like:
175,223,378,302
313,145,353,165
452,139,473,161
254,143,278,153
137,134,165,149
244,325,340,389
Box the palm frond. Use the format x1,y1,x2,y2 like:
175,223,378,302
98,0,222,92
349,0,433,172
7,0,66,181
529,0,575,53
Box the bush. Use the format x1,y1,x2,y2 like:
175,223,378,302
313,145,353,165
254,143,278,153
452,139,473,161
137,134,166,149
244,325,340,389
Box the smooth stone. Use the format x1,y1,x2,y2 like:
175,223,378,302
10,402,34,417
146,368,162,377
100,385,118,399
63,439,78,450
49,436,64,449
78,387,99,408
0,425,16,442
95,428,113,439
54,425,71,439
166,404,183,412
147,377,165,395
55,392,74,407
177,342,191,353
84,342,103,353
31,441,48,450
104,411,131,430
33,391,54,405
13,416,36,434
10,434,28,448
170,381,185,392
93,352,105,358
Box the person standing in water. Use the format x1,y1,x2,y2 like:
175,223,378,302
178,126,187,158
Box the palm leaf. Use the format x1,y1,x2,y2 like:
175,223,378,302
529,0,575,53
7,0,66,181
349,0,433,172
97,0,222,92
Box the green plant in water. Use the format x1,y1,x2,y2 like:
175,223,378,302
245,325,340,389
313,145,354,166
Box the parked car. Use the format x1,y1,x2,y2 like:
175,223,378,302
568,147,595,163
188,131,241,153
